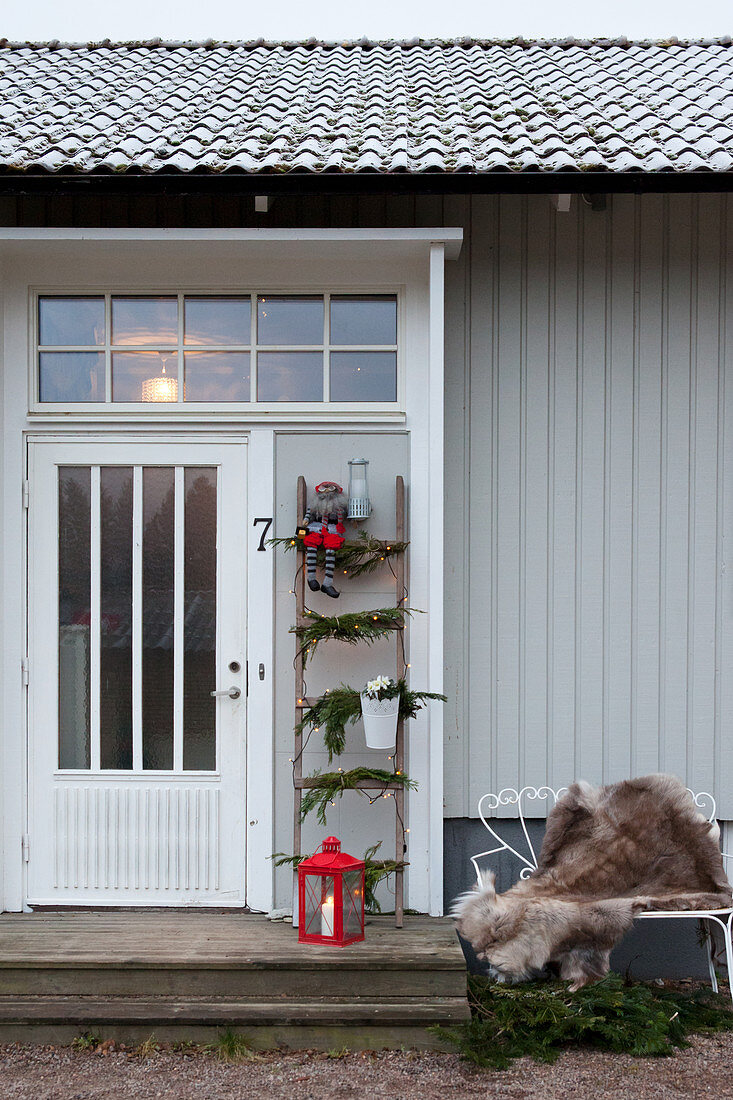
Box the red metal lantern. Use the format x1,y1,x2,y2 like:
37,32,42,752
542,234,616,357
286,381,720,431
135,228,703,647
298,836,365,946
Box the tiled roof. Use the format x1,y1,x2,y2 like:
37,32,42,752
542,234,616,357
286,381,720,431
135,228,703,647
1,38,733,175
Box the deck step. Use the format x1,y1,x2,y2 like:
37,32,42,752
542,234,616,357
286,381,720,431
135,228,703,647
0,966,464,998
0,995,470,1026
0,913,469,1048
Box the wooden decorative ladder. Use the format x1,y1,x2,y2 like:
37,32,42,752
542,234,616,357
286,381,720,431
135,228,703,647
292,475,407,927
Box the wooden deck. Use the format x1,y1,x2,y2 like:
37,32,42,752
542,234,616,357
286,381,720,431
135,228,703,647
0,912,469,1048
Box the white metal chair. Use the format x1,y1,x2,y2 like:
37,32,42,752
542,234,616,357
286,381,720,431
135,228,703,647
471,786,733,1002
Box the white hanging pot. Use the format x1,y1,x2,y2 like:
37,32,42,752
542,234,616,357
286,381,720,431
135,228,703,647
360,692,399,750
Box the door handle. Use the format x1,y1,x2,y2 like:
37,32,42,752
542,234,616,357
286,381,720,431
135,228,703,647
210,686,241,700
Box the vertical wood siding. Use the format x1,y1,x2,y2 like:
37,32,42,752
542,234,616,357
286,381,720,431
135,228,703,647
443,192,733,818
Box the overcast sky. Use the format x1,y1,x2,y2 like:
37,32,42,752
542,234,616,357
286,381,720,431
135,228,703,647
1,0,731,45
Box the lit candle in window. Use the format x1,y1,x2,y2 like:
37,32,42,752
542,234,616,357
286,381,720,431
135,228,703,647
321,894,334,936
141,357,178,402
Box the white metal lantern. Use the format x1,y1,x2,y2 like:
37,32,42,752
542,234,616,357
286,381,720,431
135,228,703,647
347,458,371,521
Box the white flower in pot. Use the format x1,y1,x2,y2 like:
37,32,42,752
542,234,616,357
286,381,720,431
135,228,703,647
360,675,400,750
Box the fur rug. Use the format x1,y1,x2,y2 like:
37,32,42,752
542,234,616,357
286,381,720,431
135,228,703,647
453,774,732,990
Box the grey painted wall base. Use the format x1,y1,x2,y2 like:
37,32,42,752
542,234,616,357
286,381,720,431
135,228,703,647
444,819,711,980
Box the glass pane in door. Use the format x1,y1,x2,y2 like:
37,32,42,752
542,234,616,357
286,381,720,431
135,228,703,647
100,467,133,769
142,467,175,770
56,461,221,775
58,468,91,769
183,468,217,771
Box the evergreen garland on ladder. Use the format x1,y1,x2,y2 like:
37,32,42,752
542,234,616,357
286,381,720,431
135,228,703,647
270,531,409,578
299,767,417,825
291,606,415,665
296,679,447,762
271,843,407,914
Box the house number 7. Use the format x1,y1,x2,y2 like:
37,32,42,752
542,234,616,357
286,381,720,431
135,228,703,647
253,517,273,552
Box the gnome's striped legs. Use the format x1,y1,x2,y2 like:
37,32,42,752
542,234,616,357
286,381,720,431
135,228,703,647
320,523,344,598
302,511,324,592
305,542,321,591
300,510,345,599
322,546,338,595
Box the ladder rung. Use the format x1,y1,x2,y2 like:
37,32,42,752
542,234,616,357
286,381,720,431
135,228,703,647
297,695,409,710
294,778,405,791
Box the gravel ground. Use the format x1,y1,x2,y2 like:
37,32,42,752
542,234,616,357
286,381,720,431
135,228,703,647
3,1035,733,1099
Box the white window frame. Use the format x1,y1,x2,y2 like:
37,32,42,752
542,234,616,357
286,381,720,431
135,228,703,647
31,287,404,417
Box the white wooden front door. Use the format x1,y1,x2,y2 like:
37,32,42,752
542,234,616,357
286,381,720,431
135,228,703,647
27,440,248,905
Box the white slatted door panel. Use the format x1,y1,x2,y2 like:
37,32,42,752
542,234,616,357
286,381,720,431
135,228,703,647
52,786,220,894
27,440,247,906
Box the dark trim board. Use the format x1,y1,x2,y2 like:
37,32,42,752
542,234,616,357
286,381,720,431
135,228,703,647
1,171,733,199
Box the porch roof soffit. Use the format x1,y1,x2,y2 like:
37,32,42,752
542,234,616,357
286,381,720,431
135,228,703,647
0,227,463,261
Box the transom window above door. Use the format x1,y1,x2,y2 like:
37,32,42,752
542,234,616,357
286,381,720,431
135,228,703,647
36,293,398,405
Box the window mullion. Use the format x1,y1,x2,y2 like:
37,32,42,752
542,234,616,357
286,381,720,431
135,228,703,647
173,467,185,772
105,293,112,402
251,294,258,403
132,466,143,771
90,466,101,771
178,293,184,403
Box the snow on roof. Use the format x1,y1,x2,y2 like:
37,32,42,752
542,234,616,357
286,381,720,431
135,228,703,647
1,38,732,175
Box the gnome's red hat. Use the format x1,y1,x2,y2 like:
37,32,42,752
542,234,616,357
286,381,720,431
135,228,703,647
315,481,343,494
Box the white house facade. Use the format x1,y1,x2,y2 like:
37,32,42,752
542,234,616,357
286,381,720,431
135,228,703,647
0,41,732,944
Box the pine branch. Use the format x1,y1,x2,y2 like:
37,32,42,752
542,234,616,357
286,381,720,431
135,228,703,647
291,606,416,665
269,531,409,578
299,767,417,825
296,679,447,762
295,686,361,760
338,534,410,578
435,973,733,1069
271,843,408,914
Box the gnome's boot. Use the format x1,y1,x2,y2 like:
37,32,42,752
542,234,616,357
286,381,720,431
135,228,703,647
320,583,340,599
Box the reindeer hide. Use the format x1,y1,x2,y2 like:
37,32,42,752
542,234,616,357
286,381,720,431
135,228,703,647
453,774,732,990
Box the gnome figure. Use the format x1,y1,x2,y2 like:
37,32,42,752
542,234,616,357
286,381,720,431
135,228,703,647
301,481,347,598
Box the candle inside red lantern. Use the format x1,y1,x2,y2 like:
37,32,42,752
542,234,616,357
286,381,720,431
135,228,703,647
298,837,366,946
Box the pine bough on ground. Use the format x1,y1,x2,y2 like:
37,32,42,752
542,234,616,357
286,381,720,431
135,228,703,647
435,973,733,1069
